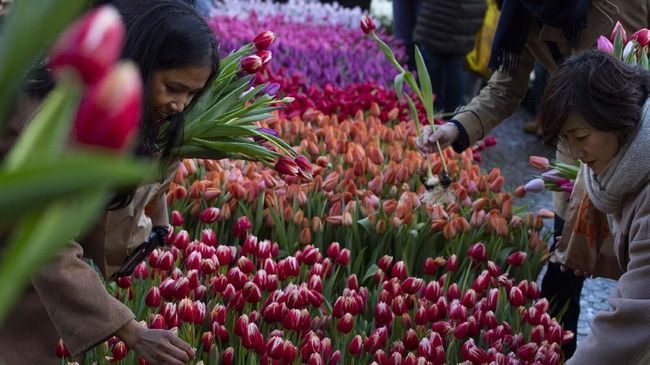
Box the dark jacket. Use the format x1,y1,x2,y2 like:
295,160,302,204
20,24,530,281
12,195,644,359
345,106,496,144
413,0,487,54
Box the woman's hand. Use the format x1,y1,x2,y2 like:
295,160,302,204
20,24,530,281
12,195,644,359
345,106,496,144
416,123,459,154
116,319,195,365
560,264,591,278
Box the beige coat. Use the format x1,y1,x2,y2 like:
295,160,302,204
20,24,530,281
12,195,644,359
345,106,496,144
567,183,650,364
453,0,650,218
0,101,175,363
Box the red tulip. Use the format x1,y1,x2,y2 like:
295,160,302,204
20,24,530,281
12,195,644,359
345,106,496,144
402,328,419,351
115,276,131,288
360,15,376,34
508,286,525,307
232,216,252,238
173,230,190,250
49,5,125,85
144,286,160,307
528,155,550,170
148,249,160,269
283,340,298,363
610,21,628,44
447,283,460,300
178,298,195,323
171,210,184,226
254,31,275,51
295,155,313,180
199,207,220,224
149,313,165,330
111,341,127,360
201,228,217,246
378,255,394,271
453,322,470,339
347,274,359,291
401,277,424,294
506,251,527,267
173,276,190,299
447,255,458,272
242,282,262,303
336,248,350,265
241,55,263,74
55,338,70,358
216,245,236,265
275,156,300,176
326,242,340,259
468,242,488,262
517,342,538,360
632,28,650,47
391,260,407,279
374,302,393,326
330,350,341,365
368,327,388,352
221,347,235,365
73,62,142,150
349,335,364,355
266,336,285,360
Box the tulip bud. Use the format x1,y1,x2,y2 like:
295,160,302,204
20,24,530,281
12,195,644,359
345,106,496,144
241,55,263,74
506,251,527,267
508,286,525,307
73,62,142,150
516,342,538,360
254,31,275,50
467,242,488,262
116,276,131,288
632,28,650,47
199,207,220,224
336,248,351,265
145,287,160,307
221,347,235,365
173,230,190,250
447,255,458,272
111,341,128,360
232,216,252,239
360,15,376,34
375,302,393,326
201,228,217,246
524,178,545,193
528,155,549,170
336,313,354,333
378,255,394,271
49,6,125,85
610,21,628,44
327,242,341,259
597,35,614,52
349,335,364,355
55,338,71,358
391,260,407,279
171,210,184,226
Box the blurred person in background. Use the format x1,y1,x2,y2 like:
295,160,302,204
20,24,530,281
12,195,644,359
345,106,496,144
413,0,487,114
392,0,421,70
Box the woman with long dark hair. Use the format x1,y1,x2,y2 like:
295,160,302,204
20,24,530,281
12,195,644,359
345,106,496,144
540,49,650,364
0,1,219,363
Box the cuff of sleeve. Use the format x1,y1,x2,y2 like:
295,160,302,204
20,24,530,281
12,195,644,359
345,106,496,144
449,120,470,153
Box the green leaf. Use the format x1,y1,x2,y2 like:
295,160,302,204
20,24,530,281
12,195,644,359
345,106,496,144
0,0,89,129
0,151,154,222
405,94,422,135
394,72,405,102
641,49,650,70
0,189,106,323
362,264,379,283
414,46,434,122
613,31,624,59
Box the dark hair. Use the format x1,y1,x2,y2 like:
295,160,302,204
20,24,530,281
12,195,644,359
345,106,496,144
539,49,650,148
106,0,219,208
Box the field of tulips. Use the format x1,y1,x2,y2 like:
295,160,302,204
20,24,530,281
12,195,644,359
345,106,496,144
52,4,571,365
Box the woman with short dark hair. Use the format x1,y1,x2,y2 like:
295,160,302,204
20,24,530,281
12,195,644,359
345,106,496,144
540,49,650,364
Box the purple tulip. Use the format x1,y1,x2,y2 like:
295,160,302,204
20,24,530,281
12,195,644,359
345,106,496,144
596,35,614,53
254,127,279,143
524,178,545,193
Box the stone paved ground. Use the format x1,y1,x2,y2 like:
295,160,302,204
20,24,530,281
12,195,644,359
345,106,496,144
479,108,617,343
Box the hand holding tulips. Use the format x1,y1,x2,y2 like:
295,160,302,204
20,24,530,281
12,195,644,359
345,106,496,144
416,123,460,153
116,319,195,365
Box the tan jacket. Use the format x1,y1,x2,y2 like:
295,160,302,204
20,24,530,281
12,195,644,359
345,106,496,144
568,183,650,364
0,101,174,363
453,0,650,217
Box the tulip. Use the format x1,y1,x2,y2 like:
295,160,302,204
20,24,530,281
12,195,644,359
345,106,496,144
349,335,364,355
241,54,263,74
199,207,220,224
49,5,125,85
242,282,262,303
201,228,217,246
336,313,354,333
623,39,636,59
506,251,527,267
378,255,394,271
632,28,650,47
517,342,538,360
528,155,549,170
610,21,628,44
597,35,614,53
232,216,252,238
111,341,127,360
391,260,407,279
173,230,190,250
221,347,235,365
178,298,195,323
149,313,165,330
453,322,470,339
55,338,71,358
275,156,300,176
171,210,184,226
514,185,527,198
295,155,314,180
254,30,275,50
115,276,131,288
73,62,142,150
336,248,351,265
524,178,545,193
326,242,340,259
508,286,525,307
467,242,488,262
447,255,458,272
360,15,376,34
401,277,424,294
145,287,160,307
375,302,393,326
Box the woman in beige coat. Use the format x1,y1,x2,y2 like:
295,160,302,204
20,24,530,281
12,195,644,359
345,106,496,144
540,50,650,364
0,0,219,363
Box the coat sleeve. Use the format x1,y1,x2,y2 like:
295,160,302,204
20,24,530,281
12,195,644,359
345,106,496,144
568,188,650,364
31,240,135,357
453,43,535,146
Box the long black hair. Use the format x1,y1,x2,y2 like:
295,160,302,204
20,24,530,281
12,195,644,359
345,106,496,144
28,0,219,208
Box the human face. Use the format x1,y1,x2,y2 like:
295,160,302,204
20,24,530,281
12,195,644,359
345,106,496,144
560,115,620,175
148,65,212,123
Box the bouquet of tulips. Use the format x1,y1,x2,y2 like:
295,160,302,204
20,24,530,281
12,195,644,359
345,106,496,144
597,21,650,69
169,30,302,170
518,156,580,198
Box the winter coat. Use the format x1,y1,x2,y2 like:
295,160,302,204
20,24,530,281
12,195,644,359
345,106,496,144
0,99,173,364
413,0,487,54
